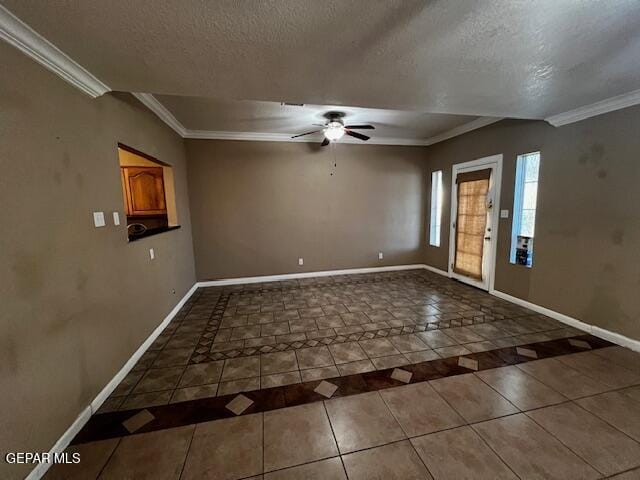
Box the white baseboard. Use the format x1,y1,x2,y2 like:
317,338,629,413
490,289,640,353
423,264,450,277
89,282,199,413
26,283,199,480
590,325,640,353
25,406,92,480
197,264,429,287
424,263,640,353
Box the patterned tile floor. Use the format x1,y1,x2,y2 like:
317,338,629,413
100,269,585,411
48,341,640,479
40,269,640,479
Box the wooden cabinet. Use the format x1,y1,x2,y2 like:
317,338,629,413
121,166,167,216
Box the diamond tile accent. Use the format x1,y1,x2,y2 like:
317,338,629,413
314,380,339,398
568,339,592,349
458,356,479,371
516,347,538,358
122,409,155,433
225,394,254,415
391,368,413,383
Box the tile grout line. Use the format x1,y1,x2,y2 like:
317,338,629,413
521,404,607,476
511,355,617,402
375,382,440,479
458,371,533,480
94,436,123,479
572,387,640,434
321,400,351,479
472,358,571,407
177,423,197,480
421,374,525,480
524,397,640,476
557,350,640,384
467,421,525,480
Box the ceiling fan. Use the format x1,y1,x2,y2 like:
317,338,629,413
291,113,375,146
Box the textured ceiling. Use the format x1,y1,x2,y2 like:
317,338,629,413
3,0,640,119
156,95,479,140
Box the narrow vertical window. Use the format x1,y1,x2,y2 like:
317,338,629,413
510,152,540,266
429,170,443,247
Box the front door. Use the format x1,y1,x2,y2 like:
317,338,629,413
448,155,502,291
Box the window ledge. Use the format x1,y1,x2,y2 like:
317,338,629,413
128,225,181,242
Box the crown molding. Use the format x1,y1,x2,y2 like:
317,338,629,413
131,93,188,136
422,117,503,146
545,88,640,127
0,4,110,98
136,94,503,147
184,129,429,146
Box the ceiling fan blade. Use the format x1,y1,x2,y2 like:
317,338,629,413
345,130,370,141
321,138,330,146
291,129,322,138
344,124,374,129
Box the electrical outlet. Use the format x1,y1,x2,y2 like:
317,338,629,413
93,211,105,227
500,209,509,218
149,248,155,260
378,252,384,260
298,258,304,266
113,211,120,226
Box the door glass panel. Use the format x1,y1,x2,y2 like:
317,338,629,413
520,209,536,237
522,182,537,210
454,177,490,280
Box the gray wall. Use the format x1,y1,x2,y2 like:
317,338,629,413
185,139,428,280
0,43,196,479
424,107,640,341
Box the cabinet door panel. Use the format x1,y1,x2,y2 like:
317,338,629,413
122,167,167,215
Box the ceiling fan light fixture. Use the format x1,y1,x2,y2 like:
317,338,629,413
324,121,345,141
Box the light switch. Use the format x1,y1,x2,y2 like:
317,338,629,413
298,258,304,266
93,211,105,227
149,248,155,260
113,212,120,226
500,209,509,219
378,252,384,260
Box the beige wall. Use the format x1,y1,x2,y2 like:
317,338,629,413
185,140,428,280
0,43,195,479
424,107,640,341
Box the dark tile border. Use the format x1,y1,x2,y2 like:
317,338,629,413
71,333,612,445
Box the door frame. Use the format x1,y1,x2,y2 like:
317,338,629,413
448,154,503,291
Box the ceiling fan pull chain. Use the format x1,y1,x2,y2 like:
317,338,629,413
330,142,337,176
